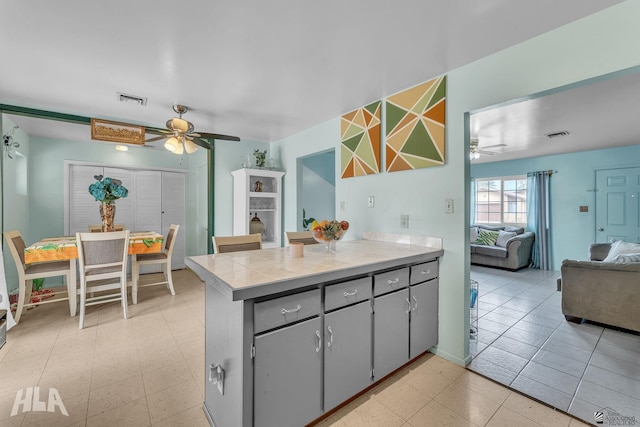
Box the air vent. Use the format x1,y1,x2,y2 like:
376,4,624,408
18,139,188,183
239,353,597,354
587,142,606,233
117,92,147,106
545,131,570,138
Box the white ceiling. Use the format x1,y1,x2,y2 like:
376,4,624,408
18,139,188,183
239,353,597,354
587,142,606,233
470,67,640,164
0,1,623,145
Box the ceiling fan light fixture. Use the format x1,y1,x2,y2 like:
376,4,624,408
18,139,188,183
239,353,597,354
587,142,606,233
164,137,180,153
169,117,190,133
183,138,198,154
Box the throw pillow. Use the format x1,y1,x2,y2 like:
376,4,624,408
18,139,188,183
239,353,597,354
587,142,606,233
475,230,499,246
613,253,640,263
470,227,479,243
603,240,640,262
496,230,517,247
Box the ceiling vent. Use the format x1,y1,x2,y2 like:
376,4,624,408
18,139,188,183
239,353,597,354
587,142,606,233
545,131,570,138
117,92,147,106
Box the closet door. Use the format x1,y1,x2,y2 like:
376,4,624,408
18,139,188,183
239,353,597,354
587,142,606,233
103,167,135,231
134,171,162,232
68,165,103,235
161,172,186,269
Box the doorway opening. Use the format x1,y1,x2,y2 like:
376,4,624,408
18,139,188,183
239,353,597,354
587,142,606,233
296,149,335,231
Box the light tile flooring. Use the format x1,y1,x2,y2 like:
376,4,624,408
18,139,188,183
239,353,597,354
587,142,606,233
469,265,640,426
1,269,589,427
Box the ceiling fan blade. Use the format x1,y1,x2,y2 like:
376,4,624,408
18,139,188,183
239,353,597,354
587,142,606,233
198,132,240,142
145,135,168,143
480,144,507,149
191,137,213,149
477,150,496,155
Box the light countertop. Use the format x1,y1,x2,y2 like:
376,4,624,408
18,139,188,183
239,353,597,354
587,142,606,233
186,239,443,301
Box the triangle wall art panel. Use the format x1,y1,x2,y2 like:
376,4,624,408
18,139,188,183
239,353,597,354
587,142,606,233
385,75,446,173
340,100,381,179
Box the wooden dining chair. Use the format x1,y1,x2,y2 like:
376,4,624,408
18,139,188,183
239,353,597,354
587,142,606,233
76,230,130,329
285,231,319,246
131,224,179,304
3,230,75,324
212,234,262,254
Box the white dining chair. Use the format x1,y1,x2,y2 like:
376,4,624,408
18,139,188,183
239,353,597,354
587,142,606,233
285,231,319,246
3,230,75,324
76,230,130,329
131,224,179,304
212,234,262,254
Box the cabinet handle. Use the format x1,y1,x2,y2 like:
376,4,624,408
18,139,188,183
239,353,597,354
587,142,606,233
281,304,302,315
412,295,418,311
327,325,333,348
343,289,358,297
405,298,411,314
315,330,321,352
388,278,400,285
421,269,430,275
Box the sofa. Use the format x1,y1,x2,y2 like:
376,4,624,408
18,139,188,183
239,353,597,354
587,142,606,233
470,224,535,271
561,242,640,332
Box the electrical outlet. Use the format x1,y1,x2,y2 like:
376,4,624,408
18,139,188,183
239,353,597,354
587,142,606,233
368,196,375,208
445,199,454,213
400,215,409,229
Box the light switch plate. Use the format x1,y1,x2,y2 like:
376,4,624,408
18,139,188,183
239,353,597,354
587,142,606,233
400,215,409,228
445,199,454,213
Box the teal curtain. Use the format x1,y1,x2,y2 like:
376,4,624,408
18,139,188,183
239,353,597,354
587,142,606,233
527,171,552,269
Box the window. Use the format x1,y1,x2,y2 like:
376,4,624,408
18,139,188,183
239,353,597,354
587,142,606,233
474,176,527,225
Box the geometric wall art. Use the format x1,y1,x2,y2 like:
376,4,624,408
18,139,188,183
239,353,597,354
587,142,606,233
385,75,446,173
340,100,381,178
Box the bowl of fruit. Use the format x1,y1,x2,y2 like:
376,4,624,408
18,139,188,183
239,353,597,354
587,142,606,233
310,220,349,251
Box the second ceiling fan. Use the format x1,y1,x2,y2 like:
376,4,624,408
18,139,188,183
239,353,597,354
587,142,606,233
146,104,240,154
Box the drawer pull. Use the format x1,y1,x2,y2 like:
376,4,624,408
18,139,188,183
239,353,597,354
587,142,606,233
327,325,333,348
421,269,430,275
405,298,411,314
412,295,418,311
315,330,321,352
281,304,302,315
387,278,400,285
343,289,358,298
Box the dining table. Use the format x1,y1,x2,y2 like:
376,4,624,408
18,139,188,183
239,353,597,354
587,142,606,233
24,231,164,316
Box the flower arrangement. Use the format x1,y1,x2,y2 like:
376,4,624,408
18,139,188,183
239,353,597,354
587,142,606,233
88,175,128,204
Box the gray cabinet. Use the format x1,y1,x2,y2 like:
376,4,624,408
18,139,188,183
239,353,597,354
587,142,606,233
373,288,409,380
324,300,372,411
254,316,322,427
409,279,439,359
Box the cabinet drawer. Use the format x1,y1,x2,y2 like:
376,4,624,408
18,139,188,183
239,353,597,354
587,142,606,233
373,267,409,296
254,289,321,334
410,260,438,285
325,277,372,312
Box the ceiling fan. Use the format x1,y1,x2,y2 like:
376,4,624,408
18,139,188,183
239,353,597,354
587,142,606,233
470,138,506,160
145,104,240,154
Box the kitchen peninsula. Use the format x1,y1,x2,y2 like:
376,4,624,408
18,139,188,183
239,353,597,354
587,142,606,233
186,239,443,427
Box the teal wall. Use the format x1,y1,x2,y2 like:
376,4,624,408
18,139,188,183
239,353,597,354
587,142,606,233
471,144,640,270
274,1,640,366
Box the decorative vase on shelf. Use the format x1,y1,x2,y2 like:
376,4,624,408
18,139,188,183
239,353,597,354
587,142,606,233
249,212,264,236
100,203,116,232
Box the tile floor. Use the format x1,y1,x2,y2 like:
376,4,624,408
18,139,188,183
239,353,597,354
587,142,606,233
469,265,640,426
1,269,589,427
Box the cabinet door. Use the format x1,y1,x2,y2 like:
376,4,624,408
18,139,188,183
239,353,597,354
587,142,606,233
410,279,439,359
324,301,372,411
373,288,409,380
254,317,322,427
161,171,186,269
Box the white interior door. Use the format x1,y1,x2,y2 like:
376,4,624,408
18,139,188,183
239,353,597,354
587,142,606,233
162,171,186,269
68,165,103,235
595,167,640,243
